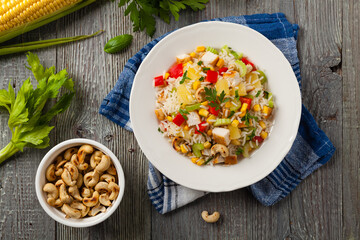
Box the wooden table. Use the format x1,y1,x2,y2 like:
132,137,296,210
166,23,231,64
0,0,358,239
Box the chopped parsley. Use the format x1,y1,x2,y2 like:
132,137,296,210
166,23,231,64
255,91,261,97
241,111,258,126
158,127,163,133
264,91,269,99
202,67,210,72
247,129,256,141
203,156,214,165
197,60,203,66
180,70,191,84
228,111,235,118
204,87,229,111
235,90,239,99
199,76,205,81
235,147,244,155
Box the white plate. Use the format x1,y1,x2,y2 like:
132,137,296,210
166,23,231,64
130,22,301,192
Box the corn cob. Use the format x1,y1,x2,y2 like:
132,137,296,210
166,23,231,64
0,0,96,43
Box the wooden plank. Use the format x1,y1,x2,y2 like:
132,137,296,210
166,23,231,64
0,24,57,239
53,2,151,239
151,1,296,239
342,1,360,239
290,0,343,239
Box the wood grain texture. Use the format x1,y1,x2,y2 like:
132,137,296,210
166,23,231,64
0,0,359,239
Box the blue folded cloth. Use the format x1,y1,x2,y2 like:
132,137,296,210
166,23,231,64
99,13,335,214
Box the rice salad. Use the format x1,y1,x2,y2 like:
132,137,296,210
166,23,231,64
154,45,275,166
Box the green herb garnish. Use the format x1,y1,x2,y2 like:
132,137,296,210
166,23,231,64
104,34,133,54
204,87,229,111
255,91,261,97
203,156,214,165
202,67,210,72
241,111,258,126
180,70,191,84
235,147,244,155
235,90,239,99
158,127,163,133
199,76,205,81
179,108,189,120
197,61,203,66
264,91,269,99
0,52,75,164
228,111,235,118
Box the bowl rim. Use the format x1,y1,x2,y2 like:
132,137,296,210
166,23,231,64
35,138,125,228
130,21,302,192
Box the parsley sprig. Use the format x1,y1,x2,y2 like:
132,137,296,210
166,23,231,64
241,111,258,126
180,70,190,84
204,87,229,111
117,0,209,36
179,108,189,120
235,147,244,155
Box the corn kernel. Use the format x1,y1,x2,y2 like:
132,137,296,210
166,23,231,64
262,106,272,116
239,103,248,117
180,144,188,153
184,61,193,67
184,125,189,131
224,101,232,108
207,129,212,136
196,46,205,52
216,58,224,68
164,72,170,80
206,115,216,124
253,104,261,112
191,157,199,163
260,131,268,139
196,159,205,166
259,121,266,129
231,120,239,127
190,52,196,58
210,67,215,71
166,116,172,121
199,108,209,117
193,80,201,90
204,141,211,149
201,101,208,106
231,139,241,145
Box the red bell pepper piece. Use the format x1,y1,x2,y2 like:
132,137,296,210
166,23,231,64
173,113,186,126
206,70,218,83
154,75,165,87
240,97,252,110
209,103,220,116
253,136,264,143
169,63,183,78
218,67,228,76
241,57,256,70
195,121,207,134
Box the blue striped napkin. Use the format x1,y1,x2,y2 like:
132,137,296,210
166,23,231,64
99,13,335,214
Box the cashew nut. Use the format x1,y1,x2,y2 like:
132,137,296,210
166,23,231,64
106,164,117,176
59,182,73,204
68,186,83,201
70,201,89,217
61,204,82,219
84,171,100,188
94,182,109,194
81,187,93,198
172,137,181,151
45,164,56,182
77,144,94,163
83,191,99,207
90,151,103,169
201,211,220,223
100,174,116,184
99,194,112,207
88,202,106,217
70,154,80,167
211,144,229,157
43,183,59,206
108,182,120,201
54,198,63,208
195,86,205,102
55,159,67,170
78,162,89,171
55,179,64,188
55,168,63,176
64,148,78,160
76,174,83,188
95,155,111,172
61,169,76,186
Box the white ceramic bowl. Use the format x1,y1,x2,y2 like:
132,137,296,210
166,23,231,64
130,22,301,192
35,138,125,228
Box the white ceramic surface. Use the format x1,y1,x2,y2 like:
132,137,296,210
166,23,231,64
35,138,125,228
130,22,301,192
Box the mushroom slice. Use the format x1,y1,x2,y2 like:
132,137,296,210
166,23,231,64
88,202,106,217
108,182,120,201
84,171,100,188
100,174,116,184
45,164,56,182
99,193,112,207
61,204,81,219
68,186,83,201
70,201,89,217
83,191,99,207
210,144,229,158
61,168,76,186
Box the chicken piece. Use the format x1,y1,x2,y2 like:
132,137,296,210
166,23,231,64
212,127,231,145
223,70,243,87
176,54,191,63
201,51,219,66
186,111,201,127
